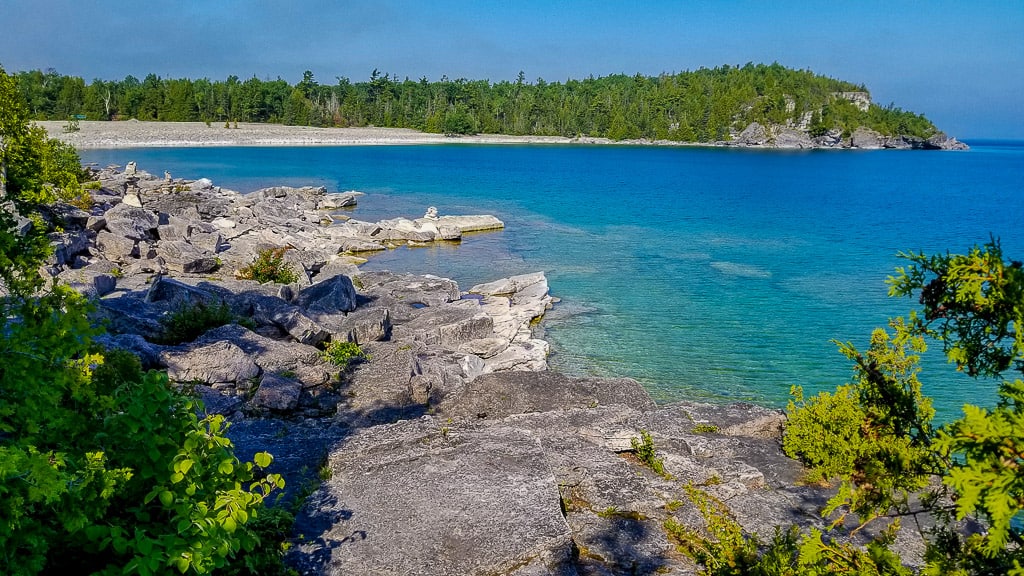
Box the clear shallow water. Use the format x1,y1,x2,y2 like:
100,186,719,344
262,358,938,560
81,142,1024,420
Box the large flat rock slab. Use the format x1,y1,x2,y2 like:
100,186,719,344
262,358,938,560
291,419,575,576
436,371,657,420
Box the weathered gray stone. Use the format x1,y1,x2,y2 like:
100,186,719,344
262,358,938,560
157,221,191,241
336,238,386,253
49,230,91,265
736,122,769,146
358,271,461,310
162,340,261,384
194,384,243,416
435,371,656,421
311,306,392,345
103,202,159,240
48,202,90,229
252,372,302,411
295,274,358,314
850,127,885,149
86,215,107,232
158,240,219,274
470,272,548,298
435,214,504,233
58,268,116,298
189,231,223,254
146,276,221,306
196,324,332,388
458,337,508,358
264,306,330,346
92,333,164,368
290,420,574,576
318,191,363,209
95,230,138,260
396,301,494,349
773,127,814,149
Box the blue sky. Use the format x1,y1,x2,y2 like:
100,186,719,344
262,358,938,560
2,1,1021,138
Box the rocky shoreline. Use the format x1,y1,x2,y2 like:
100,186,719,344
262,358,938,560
40,120,968,151
33,166,936,574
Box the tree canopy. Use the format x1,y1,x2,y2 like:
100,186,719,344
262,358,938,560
10,63,937,140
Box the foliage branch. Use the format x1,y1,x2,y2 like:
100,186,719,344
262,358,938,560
1,66,288,575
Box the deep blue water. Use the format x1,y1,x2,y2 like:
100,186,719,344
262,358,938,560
81,143,1024,419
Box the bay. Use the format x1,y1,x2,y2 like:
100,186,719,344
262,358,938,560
81,142,1024,420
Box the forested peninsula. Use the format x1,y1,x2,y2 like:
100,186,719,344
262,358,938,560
13,63,965,149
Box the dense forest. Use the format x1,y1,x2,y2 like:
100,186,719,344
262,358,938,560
11,62,937,141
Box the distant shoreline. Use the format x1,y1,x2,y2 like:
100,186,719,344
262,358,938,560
39,120,629,150
39,120,968,152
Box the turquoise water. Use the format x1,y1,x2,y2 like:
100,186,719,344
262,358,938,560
81,142,1024,419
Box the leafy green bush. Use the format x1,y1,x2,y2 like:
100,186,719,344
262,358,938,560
0,68,287,575
691,424,720,434
630,430,669,479
0,295,285,575
319,340,367,369
236,248,299,284
154,300,239,345
783,384,866,484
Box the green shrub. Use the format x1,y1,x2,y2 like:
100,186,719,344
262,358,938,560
319,340,367,369
0,69,287,575
217,506,297,576
153,300,239,345
236,248,299,284
0,303,285,575
783,384,866,484
630,430,669,479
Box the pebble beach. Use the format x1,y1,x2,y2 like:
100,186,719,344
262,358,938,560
39,120,608,149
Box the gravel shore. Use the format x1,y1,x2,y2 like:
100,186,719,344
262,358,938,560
38,120,612,149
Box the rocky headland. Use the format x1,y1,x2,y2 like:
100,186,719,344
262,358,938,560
32,166,939,574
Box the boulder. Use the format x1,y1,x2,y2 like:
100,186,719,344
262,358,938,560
57,268,117,298
295,274,358,314
95,231,138,260
312,306,392,345
337,238,386,253
196,324,332,388
146,276,221,306
357,271,462,313
189,231,223,254
435,214,504,233
813,128,844,148
318,191,363,209
49,230,91,265
261,306,330,346
161,340,261,384
252,372,303,411
157,221,191,241
47,202,90,229
103,203,159,240
158,240,219,274
395,300,494,349
194,384,243,416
